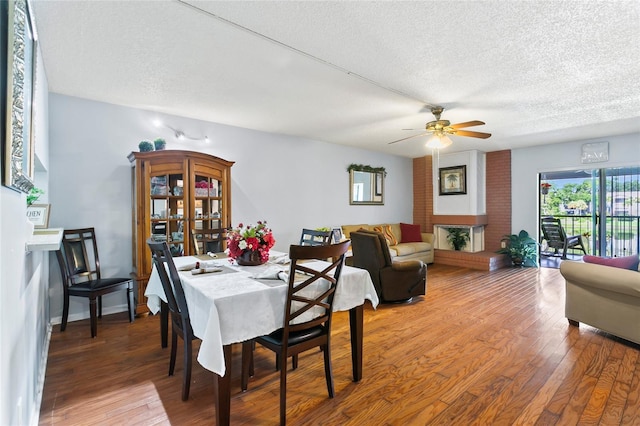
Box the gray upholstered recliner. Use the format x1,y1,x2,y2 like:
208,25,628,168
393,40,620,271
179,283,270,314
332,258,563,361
350,229,426,302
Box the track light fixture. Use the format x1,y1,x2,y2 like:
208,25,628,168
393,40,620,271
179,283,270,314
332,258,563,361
153,119,210,143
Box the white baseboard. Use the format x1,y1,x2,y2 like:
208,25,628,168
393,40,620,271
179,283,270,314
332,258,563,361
49,303,131,325
32,322,52,426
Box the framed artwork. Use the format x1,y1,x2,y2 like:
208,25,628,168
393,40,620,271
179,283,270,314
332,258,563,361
331,227,343,243
26,203,50,228
439,165,467,195
2,0,37,194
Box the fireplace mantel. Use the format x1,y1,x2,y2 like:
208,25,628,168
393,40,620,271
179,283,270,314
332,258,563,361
434,224,485,252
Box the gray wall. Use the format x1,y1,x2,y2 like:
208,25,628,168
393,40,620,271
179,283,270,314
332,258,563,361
46,93,415,323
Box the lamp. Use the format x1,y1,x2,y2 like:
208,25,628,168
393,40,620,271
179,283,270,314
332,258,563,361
153,119,210,143
425,131,452,149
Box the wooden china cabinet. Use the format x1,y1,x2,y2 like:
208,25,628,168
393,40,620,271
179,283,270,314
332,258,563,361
128,150,234,315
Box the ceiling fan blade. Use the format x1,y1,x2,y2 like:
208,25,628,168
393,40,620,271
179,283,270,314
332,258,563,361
388,132,430,145
450,120,485,129
454,130,492,139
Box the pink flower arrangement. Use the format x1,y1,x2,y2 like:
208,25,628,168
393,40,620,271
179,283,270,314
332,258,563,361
195,180,212,189
226,221,276,263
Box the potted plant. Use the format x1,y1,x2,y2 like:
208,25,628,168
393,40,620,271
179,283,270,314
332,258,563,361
497,230,539,267
154,138,166,150
446,227,470,251
139,140,154,152
27,187,44,206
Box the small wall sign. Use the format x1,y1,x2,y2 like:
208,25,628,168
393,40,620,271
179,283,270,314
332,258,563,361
26,204,50,228
581,141,609,164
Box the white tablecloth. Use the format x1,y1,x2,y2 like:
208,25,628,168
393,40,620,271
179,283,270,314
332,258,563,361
145,255,378,376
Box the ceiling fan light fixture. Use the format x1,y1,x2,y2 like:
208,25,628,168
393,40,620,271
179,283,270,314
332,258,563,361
426,133,452,149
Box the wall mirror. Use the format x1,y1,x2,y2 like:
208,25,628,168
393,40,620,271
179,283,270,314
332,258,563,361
349,166,384,205
2,0,37,194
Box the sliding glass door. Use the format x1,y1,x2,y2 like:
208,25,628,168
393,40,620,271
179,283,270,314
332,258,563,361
539,166,639,257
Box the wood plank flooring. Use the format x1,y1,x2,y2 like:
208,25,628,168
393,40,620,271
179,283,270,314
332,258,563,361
39,264,640,425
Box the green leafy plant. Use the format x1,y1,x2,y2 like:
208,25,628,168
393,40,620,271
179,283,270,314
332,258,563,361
27,187,44,206
446,228,470,251
139,140,154,152
346,164,387,176
497,230,539,267
153,138,166,150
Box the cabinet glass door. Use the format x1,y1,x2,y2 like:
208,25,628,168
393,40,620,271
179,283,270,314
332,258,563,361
150,173,186,257
192,174,225,254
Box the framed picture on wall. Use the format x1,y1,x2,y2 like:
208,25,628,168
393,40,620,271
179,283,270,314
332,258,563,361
439,165,467,195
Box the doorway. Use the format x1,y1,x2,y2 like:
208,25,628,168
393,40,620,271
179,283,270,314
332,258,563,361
539,166,639,261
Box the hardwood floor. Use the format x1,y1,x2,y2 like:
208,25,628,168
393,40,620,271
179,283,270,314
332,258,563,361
39,264,640,425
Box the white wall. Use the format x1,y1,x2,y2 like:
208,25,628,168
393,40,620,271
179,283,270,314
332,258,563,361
0,47,50,425
432,150,486,216
47,93,414,322
511,134,640,240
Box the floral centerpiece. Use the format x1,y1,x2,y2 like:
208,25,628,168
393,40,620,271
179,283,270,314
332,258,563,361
227,221,276,265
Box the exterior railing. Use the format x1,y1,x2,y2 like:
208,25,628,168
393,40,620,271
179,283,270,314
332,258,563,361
548,215,639,257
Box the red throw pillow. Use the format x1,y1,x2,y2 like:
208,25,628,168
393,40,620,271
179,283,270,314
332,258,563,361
583,255,639,271
400,223,422,243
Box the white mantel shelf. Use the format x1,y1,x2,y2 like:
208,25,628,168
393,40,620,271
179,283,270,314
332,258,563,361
26,228,63,252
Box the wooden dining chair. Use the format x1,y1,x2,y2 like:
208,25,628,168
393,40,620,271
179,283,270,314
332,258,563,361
191,227,226,255
147,239,197,401
241,240,351,425
55,227,135,338
299,228,332,246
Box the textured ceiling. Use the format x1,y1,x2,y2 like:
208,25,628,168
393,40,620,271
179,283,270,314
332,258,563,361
31,0,640,158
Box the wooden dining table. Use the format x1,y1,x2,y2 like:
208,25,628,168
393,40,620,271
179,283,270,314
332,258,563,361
145,252,379,425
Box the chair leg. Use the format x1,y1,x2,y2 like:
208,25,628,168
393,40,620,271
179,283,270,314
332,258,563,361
323,343,335,398
61,294,70,332
292,354,298,370
182,334,192,401
127,284,135,322
89,297,98,338
169,328,178,376
279,352,288,426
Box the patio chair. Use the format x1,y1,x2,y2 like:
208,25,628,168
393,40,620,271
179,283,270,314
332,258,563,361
540,217,587,259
